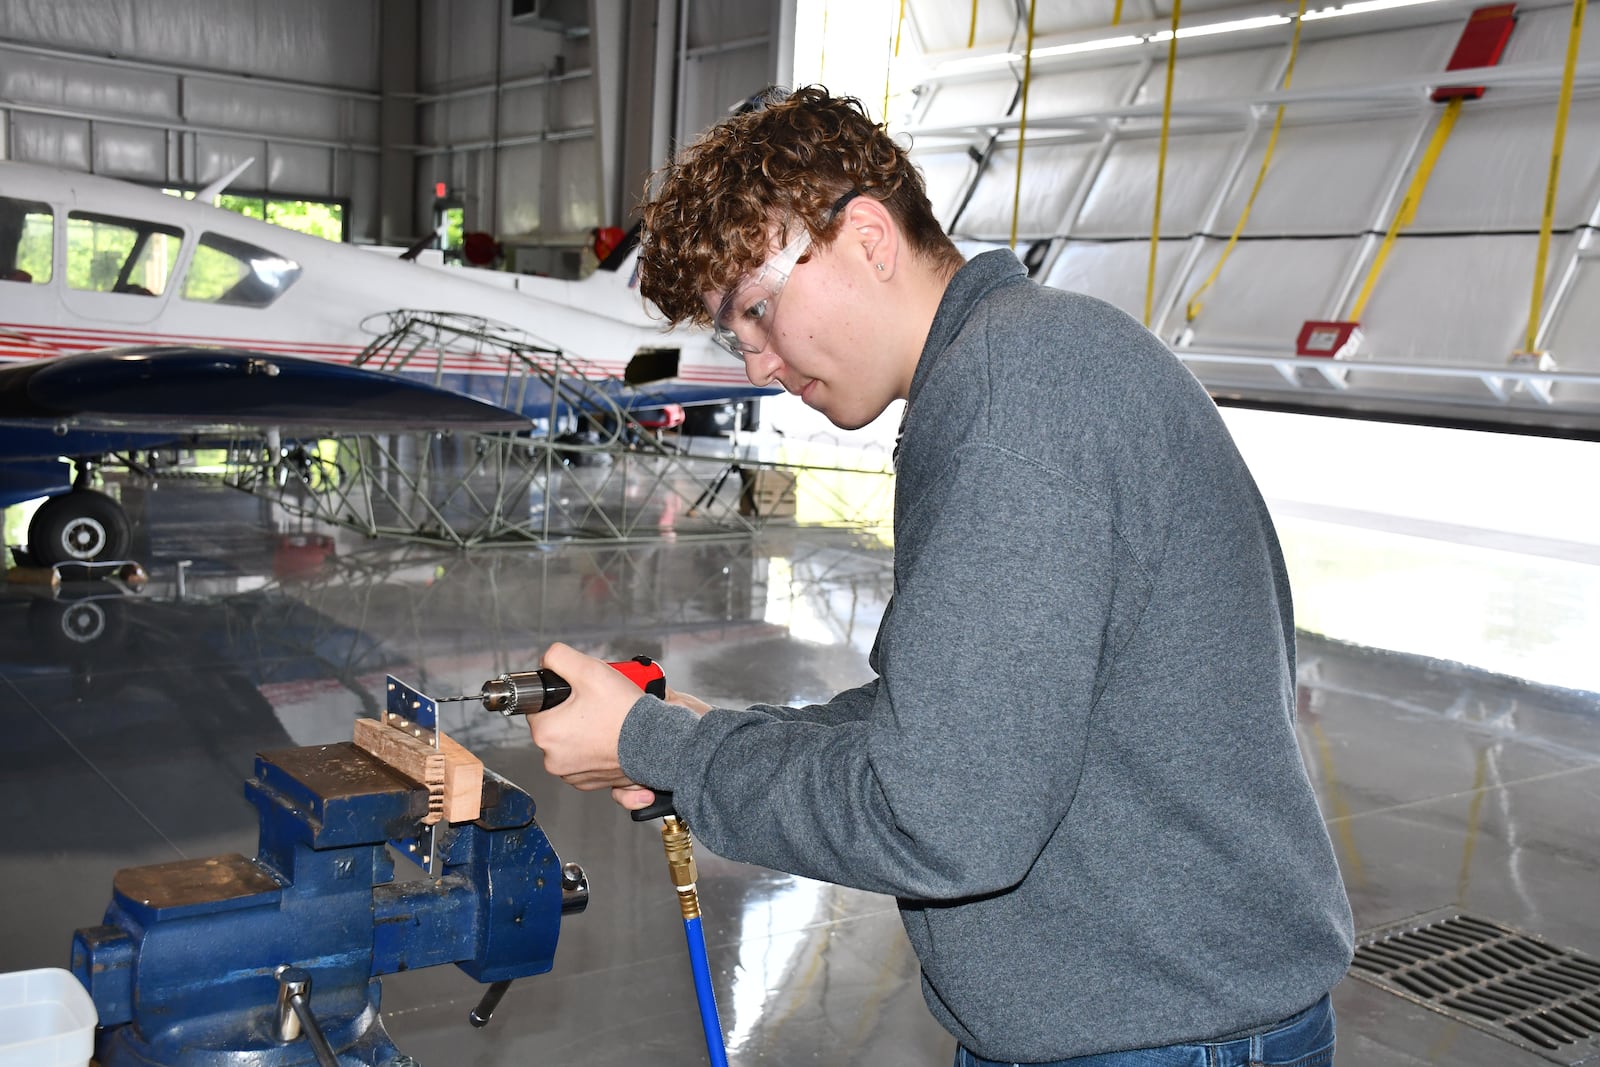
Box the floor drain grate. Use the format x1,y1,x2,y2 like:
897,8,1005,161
1351,913,1600,1065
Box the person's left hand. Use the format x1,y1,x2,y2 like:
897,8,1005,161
525,642,650,791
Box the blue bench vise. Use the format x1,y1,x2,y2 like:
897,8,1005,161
68,681,587,1067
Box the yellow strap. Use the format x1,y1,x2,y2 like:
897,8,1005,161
882,1,904,122
1525,0,1586,354
1348,96,1463,321
1146,1,1181,326
968,0,979,48
1009,0,1039,250
819,1,830,82
1112,0,1124,27
1185,0,1307,323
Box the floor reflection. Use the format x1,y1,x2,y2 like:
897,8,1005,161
0,471,1596,1066
1280,517,1600,694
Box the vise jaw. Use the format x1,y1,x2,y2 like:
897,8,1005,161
70,738,586,1067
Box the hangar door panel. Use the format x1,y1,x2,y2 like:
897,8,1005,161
1043,240,1193,326
1213,116,1419,237
1073,131,1246,239
901,1,1600,434
955,142,1098,241
1168,238,1360,350
1348,234,1554,367
1406,98,1600,233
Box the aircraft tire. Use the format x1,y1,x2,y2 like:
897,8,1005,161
29,489,133,565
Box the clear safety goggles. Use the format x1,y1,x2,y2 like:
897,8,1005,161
710,190,861,360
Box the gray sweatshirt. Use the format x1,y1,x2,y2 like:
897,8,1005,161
620,249,1354,1062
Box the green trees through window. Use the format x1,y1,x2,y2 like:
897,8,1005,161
0,197,55,284
214,195,344,242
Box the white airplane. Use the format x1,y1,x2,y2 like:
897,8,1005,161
0,159,765,419
0,159,773,565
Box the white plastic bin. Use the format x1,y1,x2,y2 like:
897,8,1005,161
0,968,95,1067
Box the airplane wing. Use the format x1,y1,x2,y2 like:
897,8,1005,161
0,346,535,566
0,345,531,437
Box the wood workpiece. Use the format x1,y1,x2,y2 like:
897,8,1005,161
352,718,483,823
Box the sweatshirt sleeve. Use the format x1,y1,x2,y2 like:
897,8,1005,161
743,678,880,726
618,443,1149,900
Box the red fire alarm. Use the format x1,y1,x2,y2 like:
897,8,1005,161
1296,321,1363,359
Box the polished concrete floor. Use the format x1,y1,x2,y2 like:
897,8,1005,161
2,426,1598,1065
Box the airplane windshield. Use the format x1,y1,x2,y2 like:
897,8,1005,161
181,232,301,308
66,212,183,297
0,196,53,284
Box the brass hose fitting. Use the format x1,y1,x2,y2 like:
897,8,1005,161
660,815,701,921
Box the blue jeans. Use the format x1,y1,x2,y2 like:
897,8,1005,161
954,994,1334,1067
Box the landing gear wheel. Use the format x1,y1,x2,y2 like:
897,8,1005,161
28,490,132,565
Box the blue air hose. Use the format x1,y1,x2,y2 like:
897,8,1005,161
634,793,730,1066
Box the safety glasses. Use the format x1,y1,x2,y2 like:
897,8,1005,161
710,190,861,360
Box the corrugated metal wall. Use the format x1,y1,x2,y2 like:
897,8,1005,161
0,0,791,252
0,0,384,235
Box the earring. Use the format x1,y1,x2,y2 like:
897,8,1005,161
875,263,886,271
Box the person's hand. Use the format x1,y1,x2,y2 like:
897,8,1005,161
611,784,659,811
525,642,649,792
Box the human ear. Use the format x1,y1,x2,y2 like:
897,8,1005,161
843,196,899,280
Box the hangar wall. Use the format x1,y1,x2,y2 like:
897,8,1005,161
0,0,792,254
893,0,1600,433
0,0,386,237
8,0,1588,433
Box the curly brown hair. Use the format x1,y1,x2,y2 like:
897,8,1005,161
636,86,962,326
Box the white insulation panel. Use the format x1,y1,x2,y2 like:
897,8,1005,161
1410,98,1600,233
1162,238,1363,349
1043,239,1193,325
0,0,379,88
1353,234,1562,366
955,141,1099,240
1546,256,1600,406
1219,115,1420,237
1073,131,1245,238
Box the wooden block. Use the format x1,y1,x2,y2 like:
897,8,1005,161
438,731,484,823
353,717,445,824
351,717,483,824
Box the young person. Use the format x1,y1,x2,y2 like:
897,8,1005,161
527,87,1354,1066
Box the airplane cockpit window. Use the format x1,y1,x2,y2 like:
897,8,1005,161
0,196,53,284
66,212,182,297
181,232,301,308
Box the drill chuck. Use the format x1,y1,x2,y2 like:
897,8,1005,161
476,656,666,716
481,671,571,716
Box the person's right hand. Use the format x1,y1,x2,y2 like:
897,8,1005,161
612,785,658,811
